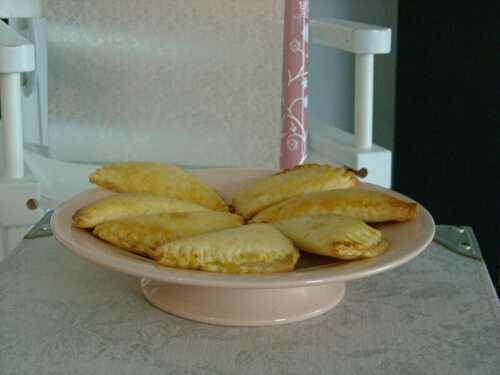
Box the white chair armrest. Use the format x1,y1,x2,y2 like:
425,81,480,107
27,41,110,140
0,21,35,178
310,18,392,151
0,20,35,73
311,17,391,54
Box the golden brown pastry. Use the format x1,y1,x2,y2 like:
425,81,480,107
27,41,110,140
273,214,389,260
152,223,300,273
93,211,243,257
89,162,228,211
232,164,358,219
73,193,209,228
250,188,417,223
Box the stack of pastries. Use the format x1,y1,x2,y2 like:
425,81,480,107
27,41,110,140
72,162,417,274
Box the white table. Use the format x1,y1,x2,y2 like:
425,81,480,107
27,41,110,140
1,235,499,375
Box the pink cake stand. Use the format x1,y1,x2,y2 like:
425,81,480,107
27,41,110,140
52,168,435,326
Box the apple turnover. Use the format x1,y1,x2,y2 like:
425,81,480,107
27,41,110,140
273,214,389,260
89,162,228,211
73,193,209,228
93,211,243,257
251,188,417,223
232,164,358,219
152,224,300,273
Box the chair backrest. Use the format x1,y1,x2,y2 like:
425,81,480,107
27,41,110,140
44,0,287,168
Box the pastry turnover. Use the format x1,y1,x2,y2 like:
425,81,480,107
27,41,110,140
73,193,209,228
89,162,228,211
273,214,389,260
152,223,300,273
251,188,417,223
232,164,358,219
93,211,243,257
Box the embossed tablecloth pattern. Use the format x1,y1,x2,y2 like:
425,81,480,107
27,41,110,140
1,238,499,375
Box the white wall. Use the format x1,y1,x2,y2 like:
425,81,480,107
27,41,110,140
309,0,398,150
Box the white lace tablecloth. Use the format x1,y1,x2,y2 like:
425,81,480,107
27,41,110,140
1,237,499,375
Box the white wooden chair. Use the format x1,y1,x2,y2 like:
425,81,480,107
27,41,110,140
0,0,391,259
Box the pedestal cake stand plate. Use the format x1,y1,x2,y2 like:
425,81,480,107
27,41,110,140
52,168,435,326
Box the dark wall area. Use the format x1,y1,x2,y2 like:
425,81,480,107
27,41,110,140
394,1,499,293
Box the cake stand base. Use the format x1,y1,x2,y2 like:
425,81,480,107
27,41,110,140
141,278,346,326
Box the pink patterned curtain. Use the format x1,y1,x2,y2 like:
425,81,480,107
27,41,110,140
280,0,310,169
